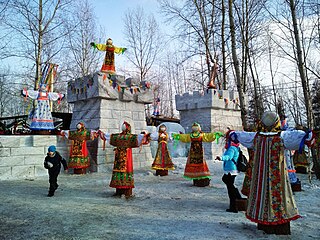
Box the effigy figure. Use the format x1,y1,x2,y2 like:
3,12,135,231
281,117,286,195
284,149,301,192
98,121,149,198
21,84,64,132
60,122,96,174
90,38,127,74
280,118,301,192
149,124,175,176
233,111,314,235
172,122,223,187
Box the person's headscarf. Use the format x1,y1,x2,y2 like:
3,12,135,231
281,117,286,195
76,122,85,131
121,121,131,134
159,124,167,133
225,129,240,149
261,111,281,132
191,122,201,132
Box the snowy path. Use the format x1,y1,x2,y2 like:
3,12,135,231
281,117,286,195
0,158,319,240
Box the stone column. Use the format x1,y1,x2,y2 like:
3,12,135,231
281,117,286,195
67,72,153,172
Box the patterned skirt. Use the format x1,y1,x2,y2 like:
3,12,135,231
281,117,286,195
152,142,175,170
30,100,54,130
110,148,134,189
246,135,300,225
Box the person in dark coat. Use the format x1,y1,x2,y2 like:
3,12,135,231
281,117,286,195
44,145,68,197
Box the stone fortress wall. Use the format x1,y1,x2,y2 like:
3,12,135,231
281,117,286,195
175,89,244,160
67,72,154,173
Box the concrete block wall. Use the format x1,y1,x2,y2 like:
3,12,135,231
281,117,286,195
175,89,244,160
0,135,68,180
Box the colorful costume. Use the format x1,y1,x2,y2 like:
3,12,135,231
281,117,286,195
99,121,148,197
173,122,222,187
284,149,300,185
234,111,314,234
90,38,126,74
150,124,175,175
61,122,95,173
21,84,64,131
281,119,300,186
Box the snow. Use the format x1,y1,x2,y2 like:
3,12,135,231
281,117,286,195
0,158,319,240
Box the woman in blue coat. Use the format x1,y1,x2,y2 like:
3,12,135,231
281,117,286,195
217,129,244,213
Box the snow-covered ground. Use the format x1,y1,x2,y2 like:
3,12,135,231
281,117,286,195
0,158,319,240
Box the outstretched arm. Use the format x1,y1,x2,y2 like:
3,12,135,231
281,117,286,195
172,133,191,143
90,42,107,51
282,130,314,151
48,92,65,101
21,89,39,100
114,46,127,54
202,131,224,143
234,131,256,149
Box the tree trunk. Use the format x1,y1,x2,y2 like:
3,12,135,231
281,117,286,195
267,32,277,109
289,0,314,128
35,0,43,90
221,0,227,90
289,0,319,178
228,0,248,130
248,51,262,121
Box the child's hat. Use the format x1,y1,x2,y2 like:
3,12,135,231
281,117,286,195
48,145,56,152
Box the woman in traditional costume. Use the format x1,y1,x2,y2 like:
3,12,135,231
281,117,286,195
233,111,314,235
149,124,175,176
98,121,149,198
90,38,127,74
60,122,96,174
21,84,64,131
172,122,223,187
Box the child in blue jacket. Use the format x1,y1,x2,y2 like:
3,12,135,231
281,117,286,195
217,130,244,213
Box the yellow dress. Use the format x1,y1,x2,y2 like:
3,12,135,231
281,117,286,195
94,43,126,74
178,132,216,180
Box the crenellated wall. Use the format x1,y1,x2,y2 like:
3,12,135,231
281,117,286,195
175,89,244,159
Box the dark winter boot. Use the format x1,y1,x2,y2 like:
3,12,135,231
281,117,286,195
48,183,56,197
226,208,238,213
226,188,238,213
47,191,54,197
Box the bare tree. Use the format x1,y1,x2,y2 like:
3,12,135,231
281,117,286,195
262,0,320,178
228,0,248,129
61,0,101,79
0,1,10,60
123,6,163,81
4,0,73,90
159,0,222,90
288,0,314,129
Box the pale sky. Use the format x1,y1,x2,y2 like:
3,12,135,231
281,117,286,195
88,0,163,46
